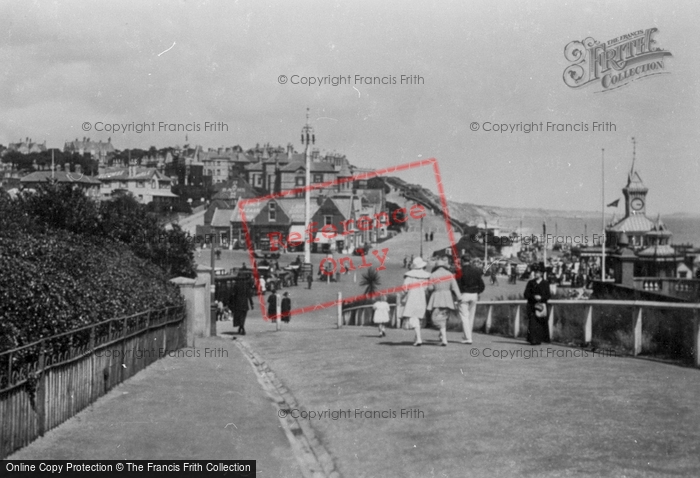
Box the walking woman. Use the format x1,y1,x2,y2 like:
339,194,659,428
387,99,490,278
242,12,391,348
524,263,551,345
400,257,431,346
427,256,462,346
267,287,281,331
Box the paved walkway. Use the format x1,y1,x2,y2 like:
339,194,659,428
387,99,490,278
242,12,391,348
8,334,303,477
10,278,700,477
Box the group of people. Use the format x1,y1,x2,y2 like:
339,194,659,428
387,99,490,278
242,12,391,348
379,255,485,346
226,275,293,335
374,256,552,347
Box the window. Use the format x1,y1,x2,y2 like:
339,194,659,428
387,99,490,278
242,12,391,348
313,173,323,183
217,169,220,176
324,215,333,226
268,202,276,221
136,181,143,188
295,177,305,186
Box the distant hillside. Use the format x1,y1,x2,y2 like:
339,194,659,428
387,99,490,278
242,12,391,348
383,176,602,230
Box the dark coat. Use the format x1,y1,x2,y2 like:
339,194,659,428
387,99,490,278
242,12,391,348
281,297,291,323
457,265,485,294
230,278,254,312
267,293,279,318
524,278,551,345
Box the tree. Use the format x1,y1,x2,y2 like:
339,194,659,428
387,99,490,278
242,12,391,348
385,202,406,232
360,267,382,296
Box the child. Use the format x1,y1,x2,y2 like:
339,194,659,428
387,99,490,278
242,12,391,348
281,292,291,323
372,294,391,337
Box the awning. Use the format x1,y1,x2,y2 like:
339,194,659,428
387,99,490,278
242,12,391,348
289,225,306,236
315,232,333,244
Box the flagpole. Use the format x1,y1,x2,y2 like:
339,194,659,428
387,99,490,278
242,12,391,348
542,221,547,276
601,148,605,282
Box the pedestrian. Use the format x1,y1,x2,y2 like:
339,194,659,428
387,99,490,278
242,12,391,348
267,287,280,329
457,256,485,344
403,256,408,269
258,276,266,295
524,263,551,345
490,265,499,286
430,231,434,241
427,256,461,346
215,300,224,321
281,292,292,323
425,232,429,241
399,256,431,346
229,277,254,336
372,294,391,337
307,271,313,289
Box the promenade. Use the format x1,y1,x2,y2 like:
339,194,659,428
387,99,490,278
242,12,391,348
9,230,700,476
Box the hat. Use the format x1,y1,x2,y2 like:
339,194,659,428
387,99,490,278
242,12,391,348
461,255,471,264
411,256,427,269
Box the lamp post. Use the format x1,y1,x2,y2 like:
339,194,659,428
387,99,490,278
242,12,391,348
300,108,315,268
483,218,488,267
420,215,424,258
601,148,606,282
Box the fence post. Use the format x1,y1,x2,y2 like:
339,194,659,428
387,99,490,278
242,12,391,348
36,342,46,437
548,304,555,341
485,305,493,333
693,309,700,368
633,307,643,356
337,292,342,328
584,305,593,344
89,325,96,402
513,305,520,338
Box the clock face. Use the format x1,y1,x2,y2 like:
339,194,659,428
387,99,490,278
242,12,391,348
631,198,644,211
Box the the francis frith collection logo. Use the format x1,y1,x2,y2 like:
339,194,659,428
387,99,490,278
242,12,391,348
563,28,672,92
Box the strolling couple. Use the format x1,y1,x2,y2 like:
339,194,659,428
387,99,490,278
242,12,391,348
398,255,485,346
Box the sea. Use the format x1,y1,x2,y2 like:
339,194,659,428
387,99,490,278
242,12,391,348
495,215,700,248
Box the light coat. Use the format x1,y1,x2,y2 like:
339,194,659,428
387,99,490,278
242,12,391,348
400,269,431,318
427,266,461,310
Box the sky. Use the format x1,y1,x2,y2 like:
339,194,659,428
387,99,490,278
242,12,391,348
1,0,698,215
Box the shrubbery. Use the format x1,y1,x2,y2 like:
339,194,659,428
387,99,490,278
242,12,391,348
0,182,195,352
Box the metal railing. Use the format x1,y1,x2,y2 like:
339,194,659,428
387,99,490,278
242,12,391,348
340,300,700,367
0,305,185,458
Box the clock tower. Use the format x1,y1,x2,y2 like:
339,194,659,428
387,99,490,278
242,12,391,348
622,138,648,217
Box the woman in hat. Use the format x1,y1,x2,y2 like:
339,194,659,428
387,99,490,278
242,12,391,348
524,262,551,345
427,256,461,346
400,256,431,346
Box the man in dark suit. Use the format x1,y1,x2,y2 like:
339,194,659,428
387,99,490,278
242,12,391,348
457,256,486,344
524,263,551,345
229,277,254,336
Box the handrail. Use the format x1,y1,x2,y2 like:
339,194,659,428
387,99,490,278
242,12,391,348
0,305,183,357
342,303,397,313
339,297,700,368
343,300,700,311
